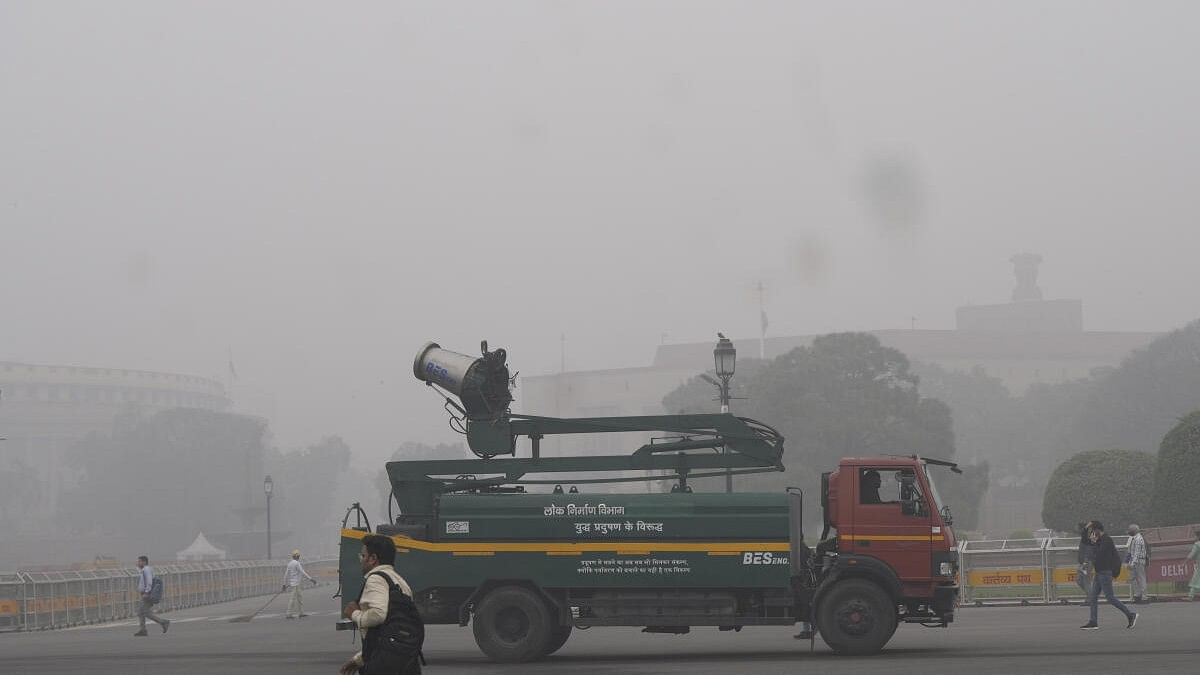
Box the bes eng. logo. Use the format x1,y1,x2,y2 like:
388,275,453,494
742,552,788,565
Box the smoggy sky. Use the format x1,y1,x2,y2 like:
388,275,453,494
3,1,1198,467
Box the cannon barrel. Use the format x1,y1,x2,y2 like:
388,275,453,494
413,341,512,419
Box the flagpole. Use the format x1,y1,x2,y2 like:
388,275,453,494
227,347,237,410
757,281,766,359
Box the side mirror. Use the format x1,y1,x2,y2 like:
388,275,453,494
940,504,954,526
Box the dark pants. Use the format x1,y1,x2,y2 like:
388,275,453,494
361,652,421,675
1089,571,1133,624
138,597,165,630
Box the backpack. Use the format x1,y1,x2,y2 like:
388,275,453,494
360,571,425,672
149,577,164,605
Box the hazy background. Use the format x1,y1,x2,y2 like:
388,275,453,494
3,0,1199,473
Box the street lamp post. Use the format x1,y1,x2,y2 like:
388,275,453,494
713,334,736,493
264,475,273,560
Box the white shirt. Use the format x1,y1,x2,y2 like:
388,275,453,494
284,559,314,587
137,566,154,594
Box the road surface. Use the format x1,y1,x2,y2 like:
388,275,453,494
3,590,1197,674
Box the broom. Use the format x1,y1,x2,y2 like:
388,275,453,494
229,588,285,623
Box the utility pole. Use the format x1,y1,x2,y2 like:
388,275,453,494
263,475,273,560
757,281,767,360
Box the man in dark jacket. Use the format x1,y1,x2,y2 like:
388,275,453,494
1081,521,1137,630
1076,521,1097,595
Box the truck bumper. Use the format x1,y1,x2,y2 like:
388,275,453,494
933,584,959,621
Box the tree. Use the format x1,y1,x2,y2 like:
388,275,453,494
663,333,962,501
60,408,270,556
264,435,353,554
931,461,990,532
912,363,1013,467
1149,410,1200,526
1075,319,1200,454
914,360,1095,502
1041,449,1155,533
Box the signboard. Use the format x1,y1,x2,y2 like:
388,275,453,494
1149,559,1197,583
966,569,1043,586
1052,566,1129,584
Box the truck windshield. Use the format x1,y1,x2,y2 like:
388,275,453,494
922,464,945,511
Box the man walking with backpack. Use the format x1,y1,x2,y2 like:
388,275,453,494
1081,522,1137,630
134,555,169,636
340,535,423,674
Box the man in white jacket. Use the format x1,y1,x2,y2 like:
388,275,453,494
282,549,316,619
340,535,416,674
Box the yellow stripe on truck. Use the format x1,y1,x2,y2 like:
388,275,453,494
840,530,940,540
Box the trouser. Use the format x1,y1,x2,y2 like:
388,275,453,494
139,597,164,629
1089,571,1134,624
361,652,422,675
1129,562,1147,598
287,585,303,616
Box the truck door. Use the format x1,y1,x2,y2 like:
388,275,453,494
849,467,932,583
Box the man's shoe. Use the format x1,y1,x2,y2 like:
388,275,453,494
1127,613,1138,629
162,620,170,634
1080,622,1099,630
286,615,295,619
298,613,309,618
134,630,148,636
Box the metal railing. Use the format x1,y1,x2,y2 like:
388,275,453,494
0,557,337,632
960,538,1049,604
961,536,1132,605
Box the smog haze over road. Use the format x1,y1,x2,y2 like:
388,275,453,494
4,1,1198,464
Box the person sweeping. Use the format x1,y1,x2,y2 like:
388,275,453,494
283,549,317,619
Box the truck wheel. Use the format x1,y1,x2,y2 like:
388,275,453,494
541,624,573,656
817,579,896,656
472,586,553,662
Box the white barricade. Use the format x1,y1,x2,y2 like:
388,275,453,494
960,538,1049,604
1,557,336,632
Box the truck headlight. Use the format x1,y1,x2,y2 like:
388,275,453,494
939,562,955,576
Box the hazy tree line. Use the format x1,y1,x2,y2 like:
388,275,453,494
662,319,1200,534
54,408,356,561
29,317,1200,564
662,333,990,530
1042,410,1200,532
949,318,1200,533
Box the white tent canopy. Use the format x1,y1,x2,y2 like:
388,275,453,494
176,532,228,561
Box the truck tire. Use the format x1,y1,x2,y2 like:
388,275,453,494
472,586,554,662
817,579,896,656
541,624,573,656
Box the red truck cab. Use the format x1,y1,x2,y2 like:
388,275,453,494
795,455,959,654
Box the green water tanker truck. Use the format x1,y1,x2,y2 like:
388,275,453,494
336,341,960,661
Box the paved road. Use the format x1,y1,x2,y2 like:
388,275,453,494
4,590,1198,674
